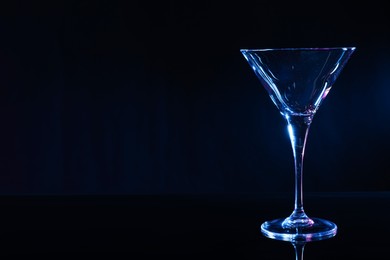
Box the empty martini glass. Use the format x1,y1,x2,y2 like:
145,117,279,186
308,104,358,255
240,47,356,242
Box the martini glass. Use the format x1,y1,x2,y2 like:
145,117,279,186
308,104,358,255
240,47,356,242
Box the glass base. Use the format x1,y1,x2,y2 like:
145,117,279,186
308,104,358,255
261,217,337,242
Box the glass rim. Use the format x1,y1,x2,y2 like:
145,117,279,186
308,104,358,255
240,47,356,52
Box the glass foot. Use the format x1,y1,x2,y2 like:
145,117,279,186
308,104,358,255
261,217,337,242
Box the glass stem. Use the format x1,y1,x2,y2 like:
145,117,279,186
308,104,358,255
284,114,313,226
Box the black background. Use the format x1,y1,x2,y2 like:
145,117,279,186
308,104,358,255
0,0,389,195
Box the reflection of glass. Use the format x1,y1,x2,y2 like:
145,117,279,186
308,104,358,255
241,47,356,242
292,241,306,260
268,233,333,260
290,234,332,260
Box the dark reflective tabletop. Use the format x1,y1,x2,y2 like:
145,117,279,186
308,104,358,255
0,192,389,257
